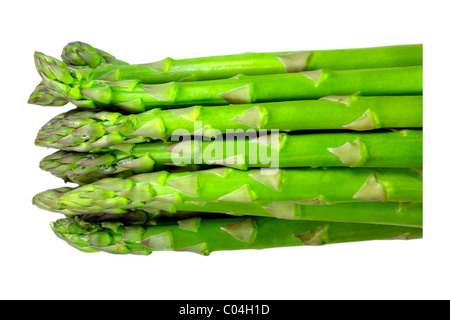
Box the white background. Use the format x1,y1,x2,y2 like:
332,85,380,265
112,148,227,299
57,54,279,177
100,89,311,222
0,0,446,300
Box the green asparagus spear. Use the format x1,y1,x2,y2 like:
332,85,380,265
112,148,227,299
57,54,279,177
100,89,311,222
35,95,423,152
34,187,422,227
51,216,423,255
61,43,423,84
35,43,421,107
32,167,423,216
35,51,422,111
39,130,423,185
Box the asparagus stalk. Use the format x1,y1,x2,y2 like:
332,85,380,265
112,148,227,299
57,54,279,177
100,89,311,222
51,216,423,255
34,43,421,108
35,51,422,111
60,43,423,84
35,95,423,152
39,130,423,185
34,187,423,227
32,167,423,216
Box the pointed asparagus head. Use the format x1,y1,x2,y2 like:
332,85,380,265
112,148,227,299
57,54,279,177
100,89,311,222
34,108,129,152
50,218,112,252
34,108,165,152
28,82,68,106
50,218,153,255
39,150,79,181
39,148,158,185
51,218,105,236
34,51,82,101
32,187,74,214
61,41,127,67
35,51,76,84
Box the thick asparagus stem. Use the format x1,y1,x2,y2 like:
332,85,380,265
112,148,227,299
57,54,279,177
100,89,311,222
62,43,423,84
34,187,423,227
32,167,423,216
34,51,422,111
39,130,423,184
35,95,423,152
51,216,423,255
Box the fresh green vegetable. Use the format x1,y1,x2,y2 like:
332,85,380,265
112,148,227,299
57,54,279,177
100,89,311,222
32,167,423,217
32,43,422,108
34,51,422,111
29,42,425,256
61,43,424,84
35,95,422,152
39,130,423,185
51,216,423,255
34,186,423,227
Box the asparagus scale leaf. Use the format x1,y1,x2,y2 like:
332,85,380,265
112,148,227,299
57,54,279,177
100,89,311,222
51,216,423,255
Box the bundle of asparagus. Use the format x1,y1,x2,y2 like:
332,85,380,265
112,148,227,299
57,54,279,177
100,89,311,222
30,42,423,256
